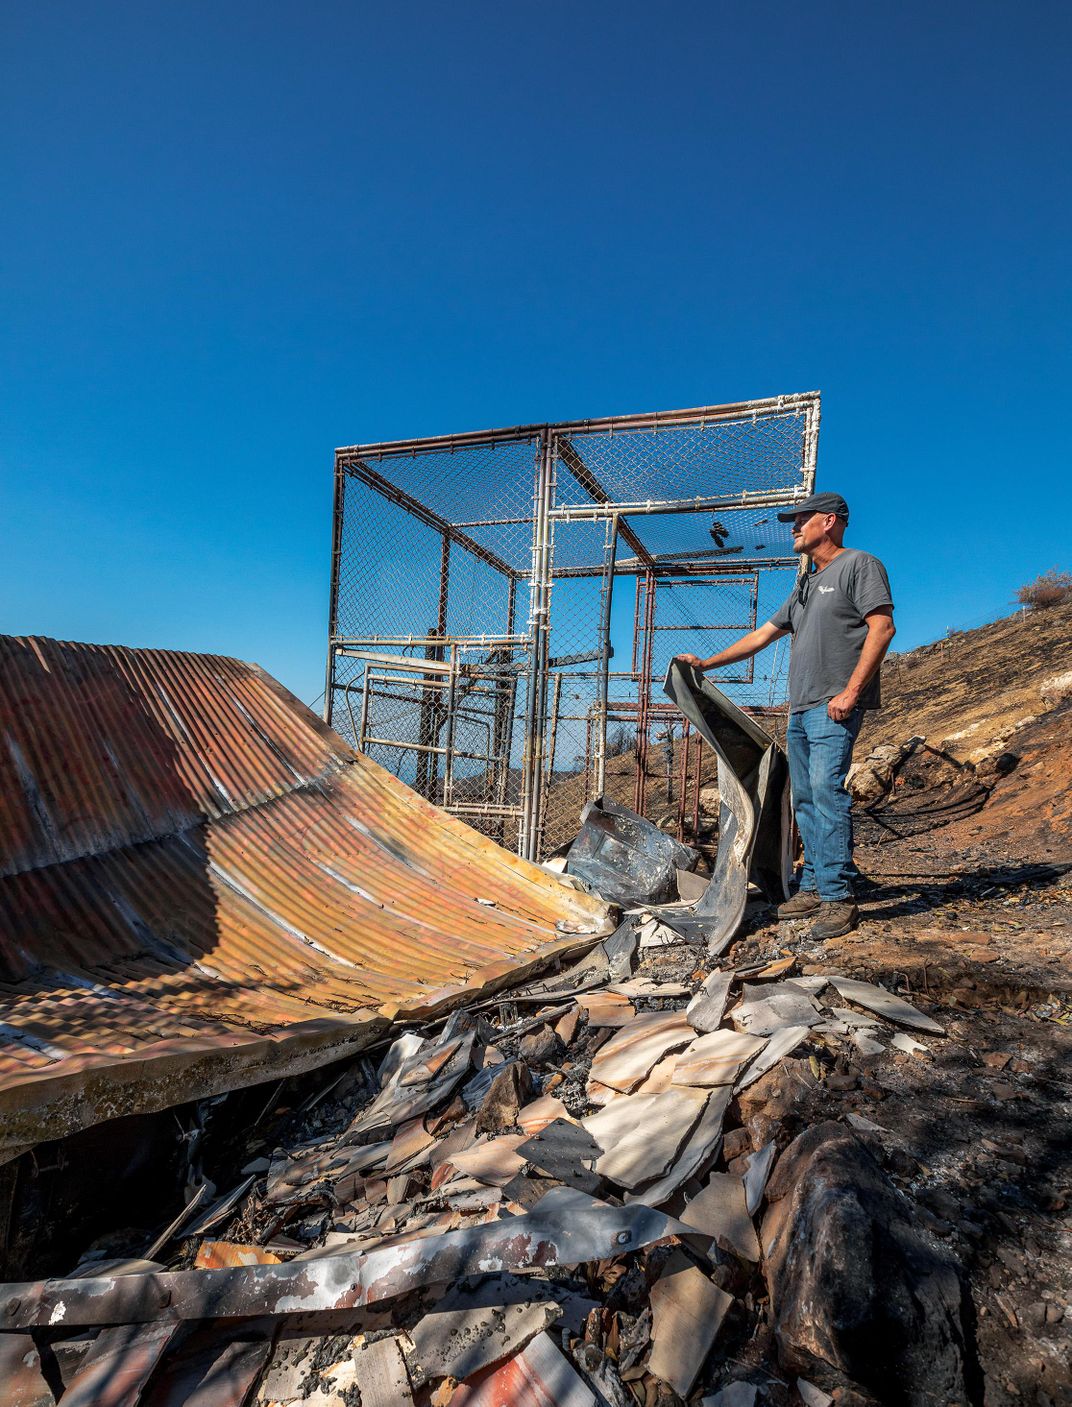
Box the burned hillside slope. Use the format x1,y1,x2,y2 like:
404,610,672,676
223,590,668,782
853,598,1072,858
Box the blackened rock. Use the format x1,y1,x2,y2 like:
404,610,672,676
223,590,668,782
921,1186,962,1222
761,1122,979,1407
519,1025,566,1067
884,1145,920,1180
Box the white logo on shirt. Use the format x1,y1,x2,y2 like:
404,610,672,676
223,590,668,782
818,585,835,594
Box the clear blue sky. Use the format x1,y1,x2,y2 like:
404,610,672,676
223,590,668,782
2,1,1069,709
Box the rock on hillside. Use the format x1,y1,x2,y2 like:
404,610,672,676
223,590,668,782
856,599,1072,856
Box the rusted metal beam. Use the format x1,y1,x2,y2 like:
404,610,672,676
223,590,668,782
555,438,655,570
346,459,517,580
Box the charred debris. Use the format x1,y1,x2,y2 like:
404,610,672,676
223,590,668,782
0,647,987,1407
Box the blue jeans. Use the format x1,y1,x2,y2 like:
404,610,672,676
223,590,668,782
786,704,863,902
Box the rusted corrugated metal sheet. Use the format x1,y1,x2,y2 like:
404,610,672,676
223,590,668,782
0,636,612,1158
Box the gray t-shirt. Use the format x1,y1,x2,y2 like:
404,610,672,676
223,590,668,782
769,549,893,713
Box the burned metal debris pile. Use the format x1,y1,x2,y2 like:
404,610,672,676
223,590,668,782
563,664,792,956
0,914,955,1406
0,643,970,1403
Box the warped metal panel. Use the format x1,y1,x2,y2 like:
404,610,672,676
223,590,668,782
0,636,612,1158
659,660,791,951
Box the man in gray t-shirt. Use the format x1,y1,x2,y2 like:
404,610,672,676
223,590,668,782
677,492,895,940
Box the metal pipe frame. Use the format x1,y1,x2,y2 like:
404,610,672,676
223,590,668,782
551,554,798,580
336,636,527,653
442,642,459,807
633,570,658,815
549,487,811,520
323,451,346,722
540,672,564,835
334,392,820,461
520,429,554,860
450,802,524,817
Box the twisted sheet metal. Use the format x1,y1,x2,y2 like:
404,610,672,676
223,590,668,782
0,636,612,1157
0,1187,709,1327
657,661,790,951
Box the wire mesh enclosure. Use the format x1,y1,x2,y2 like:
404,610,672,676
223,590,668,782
326,393,819,860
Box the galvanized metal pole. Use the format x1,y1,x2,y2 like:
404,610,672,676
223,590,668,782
443,643,458,809
802,396,821,496
540,671,563,842
633,571,657,817
323,453,346,724
520,428,553,860
798,395,821,593
357,673,371,752
592,515,619,799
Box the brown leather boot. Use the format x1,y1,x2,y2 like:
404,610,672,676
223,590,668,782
777,890,821,920
807,900,859,940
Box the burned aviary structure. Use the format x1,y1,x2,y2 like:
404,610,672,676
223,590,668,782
324,393,820,860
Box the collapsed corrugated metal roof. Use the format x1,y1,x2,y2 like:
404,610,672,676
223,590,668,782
0,635,612,1159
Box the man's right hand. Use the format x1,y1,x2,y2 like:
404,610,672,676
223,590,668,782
676,654,707,670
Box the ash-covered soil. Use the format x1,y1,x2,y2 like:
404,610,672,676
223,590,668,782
719,840,1072,1403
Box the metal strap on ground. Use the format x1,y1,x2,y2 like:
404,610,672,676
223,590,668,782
0,1189,710,1329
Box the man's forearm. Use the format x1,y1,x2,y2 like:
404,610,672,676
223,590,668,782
843,621,895,700
692,625,783,670
826,616,895,721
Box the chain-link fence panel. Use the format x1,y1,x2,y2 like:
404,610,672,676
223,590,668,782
536,514,619,855
553,405,814,508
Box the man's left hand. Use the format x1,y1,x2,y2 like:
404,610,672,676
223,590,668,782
827,689,860,722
